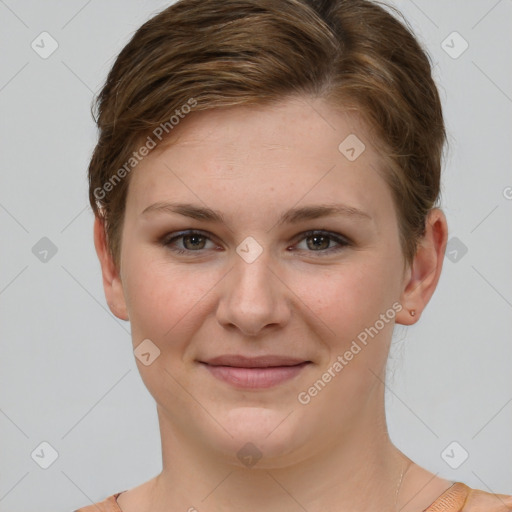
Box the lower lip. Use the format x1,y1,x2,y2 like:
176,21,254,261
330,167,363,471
201,362,311,389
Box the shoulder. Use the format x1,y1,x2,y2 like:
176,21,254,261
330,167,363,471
72,492,124,512
425,482,512,512
463,485,512,512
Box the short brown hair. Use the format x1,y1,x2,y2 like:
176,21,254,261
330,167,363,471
88,0,446,270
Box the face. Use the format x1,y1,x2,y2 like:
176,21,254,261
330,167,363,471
103,95,415,467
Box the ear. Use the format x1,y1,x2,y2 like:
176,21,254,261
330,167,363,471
395,208,448,326
93,216,129,321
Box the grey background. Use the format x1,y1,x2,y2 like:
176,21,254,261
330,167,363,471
0,1,511,511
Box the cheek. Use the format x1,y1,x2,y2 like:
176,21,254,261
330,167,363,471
296,260,397,341
122,252,221,345
297,262,399,401
121,234,402,356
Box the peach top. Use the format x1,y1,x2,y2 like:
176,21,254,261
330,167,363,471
73,482,512,511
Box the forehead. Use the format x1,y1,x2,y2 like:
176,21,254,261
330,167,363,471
148,96,368,159
125,96,393,223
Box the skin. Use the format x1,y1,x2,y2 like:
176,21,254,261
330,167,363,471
94,95,451,512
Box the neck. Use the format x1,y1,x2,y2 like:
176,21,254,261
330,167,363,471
142,381,410,512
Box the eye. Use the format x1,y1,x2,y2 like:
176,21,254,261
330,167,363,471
161,230,218,255
291,230,350,255
161,229,350,256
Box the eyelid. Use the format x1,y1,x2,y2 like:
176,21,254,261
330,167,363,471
161,229,218,248
162,228,211,242
288,229,351,256
161,229,351,255
291,229,351,246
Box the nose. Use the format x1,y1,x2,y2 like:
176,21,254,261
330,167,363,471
216,249,291,337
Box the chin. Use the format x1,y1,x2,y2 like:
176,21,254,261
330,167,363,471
204,406,313,468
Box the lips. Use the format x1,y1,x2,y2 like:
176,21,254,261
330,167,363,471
201,354,310,368
199,355,312,388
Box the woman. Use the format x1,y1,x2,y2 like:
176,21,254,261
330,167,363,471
75,0,512,510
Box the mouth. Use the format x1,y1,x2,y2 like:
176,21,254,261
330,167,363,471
198,355,312,389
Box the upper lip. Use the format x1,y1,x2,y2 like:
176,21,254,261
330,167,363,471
200,355,311,368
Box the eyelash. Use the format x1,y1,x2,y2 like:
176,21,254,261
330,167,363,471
161,229,351,256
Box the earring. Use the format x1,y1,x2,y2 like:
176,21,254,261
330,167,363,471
409,309,416,317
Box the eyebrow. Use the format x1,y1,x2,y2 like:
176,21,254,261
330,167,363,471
141,201,372,224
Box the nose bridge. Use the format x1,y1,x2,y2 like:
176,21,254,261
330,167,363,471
234,248,273,299
216,245,289,335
